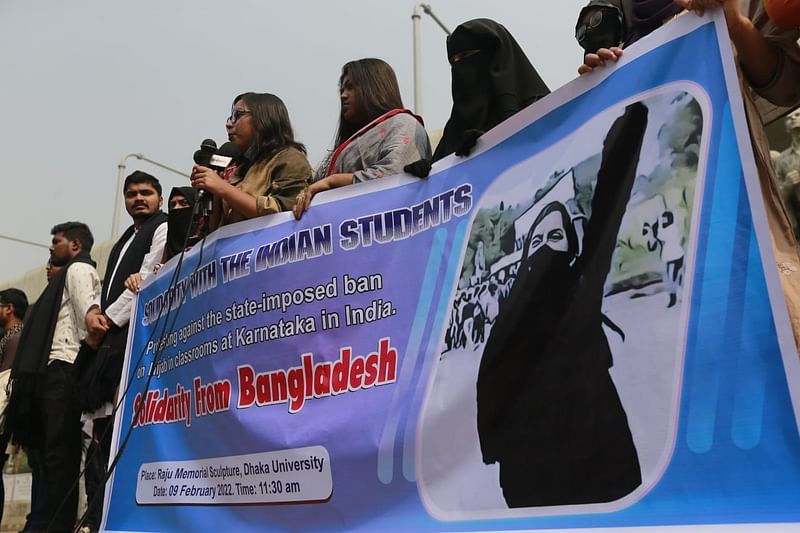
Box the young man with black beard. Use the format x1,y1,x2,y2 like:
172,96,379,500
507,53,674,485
78,171,167,532
5,222,100,532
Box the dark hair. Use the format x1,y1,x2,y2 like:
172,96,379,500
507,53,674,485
524,201,579,260
124,171,162,197
334,58,404,147
234,92,305,173
0,288,28,320
51,221,94,253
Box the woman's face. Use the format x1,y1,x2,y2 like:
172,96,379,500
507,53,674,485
226,100,256,150
169,194,190,211
529,211,569,256
340,75,363,125
449,48,480,65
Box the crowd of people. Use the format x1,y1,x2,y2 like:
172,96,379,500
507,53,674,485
0,0,798,530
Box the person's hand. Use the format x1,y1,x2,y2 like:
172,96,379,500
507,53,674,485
83,330,104,350
404,159,432,179
674,0,723,17
675,0,741,25
677,0,768,84
291,173,352,220
455,129,484,157
124,273,143,293
578,47,624,75
85,307,111,337
293,181,330,220
191,165,227,196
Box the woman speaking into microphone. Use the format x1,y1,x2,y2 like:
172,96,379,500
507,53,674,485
191,92,312,229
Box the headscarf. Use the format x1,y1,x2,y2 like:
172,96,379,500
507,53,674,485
575,0,627,53
626,0,683,45
165,187,198,261
433,19,550,162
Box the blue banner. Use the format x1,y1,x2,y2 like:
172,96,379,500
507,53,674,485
104,14,800,532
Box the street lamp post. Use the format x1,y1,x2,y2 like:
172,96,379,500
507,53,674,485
412,3,451,115
0,234,49,249
113,153,191,239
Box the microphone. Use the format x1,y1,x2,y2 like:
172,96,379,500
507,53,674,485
193,138,217,167
193,139,219,216
192,141,242,216
208,141,242,172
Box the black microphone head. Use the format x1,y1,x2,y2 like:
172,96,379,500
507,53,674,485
208,142,243,171
194,138,218,166
216,141,242,158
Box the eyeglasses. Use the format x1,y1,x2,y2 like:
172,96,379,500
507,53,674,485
575,9,604,44
227,108,251,124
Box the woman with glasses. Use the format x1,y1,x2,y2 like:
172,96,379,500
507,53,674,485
191,92,312,229
293,58,431,219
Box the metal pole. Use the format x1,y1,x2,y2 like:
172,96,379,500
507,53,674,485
411,3,451,116
412,4,424,114
421,4,451,35
135,155,191,179
0,234,49,249
112,152,192,239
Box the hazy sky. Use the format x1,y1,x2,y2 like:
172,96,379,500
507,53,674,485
0,1,587,281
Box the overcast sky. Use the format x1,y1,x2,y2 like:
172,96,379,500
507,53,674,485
0,1,587,281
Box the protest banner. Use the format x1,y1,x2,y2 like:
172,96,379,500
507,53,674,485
103,13,800,532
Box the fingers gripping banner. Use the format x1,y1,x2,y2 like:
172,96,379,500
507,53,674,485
104,14,800,532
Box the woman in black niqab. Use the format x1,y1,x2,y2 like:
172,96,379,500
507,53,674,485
164,186,200,262
432,19,550,162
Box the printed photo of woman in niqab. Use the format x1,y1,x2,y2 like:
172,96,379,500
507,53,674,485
476,102,648,508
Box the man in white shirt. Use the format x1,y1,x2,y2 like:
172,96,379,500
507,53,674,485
80,171,167,532
6,221,100,532
86,172,167,337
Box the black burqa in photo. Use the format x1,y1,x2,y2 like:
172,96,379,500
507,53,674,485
432,18,550,162
476,103,648,508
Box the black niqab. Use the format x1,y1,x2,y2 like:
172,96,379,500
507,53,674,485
626,0,683,45
165,186,197,261
433,19,550,162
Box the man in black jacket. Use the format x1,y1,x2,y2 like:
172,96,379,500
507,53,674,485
81,171,167,532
